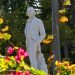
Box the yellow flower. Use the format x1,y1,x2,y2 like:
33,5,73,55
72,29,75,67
2,26,9,32
14,46,19,50
63,61,70,66
0,33,3,39
55,61,59,66
69,64,75,69
47,35,54,40
63,0,71,6
59,9,66,14
20,56,24,61
59,16,68,23
3,33,11,40
55,61,62,66
64,66,68,69
42,35,53,44
70,73,75,75
42,39,52,44
5,60,9,65
47,55,54,63
0,18,3,24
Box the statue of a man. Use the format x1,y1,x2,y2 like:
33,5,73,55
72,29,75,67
24,7,48,73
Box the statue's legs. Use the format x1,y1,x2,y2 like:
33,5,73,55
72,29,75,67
27,43,38,69
27,41,48,73
36,52,48,73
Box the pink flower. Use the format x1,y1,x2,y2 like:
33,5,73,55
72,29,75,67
7,46,14,54
24,71,31,75
18,48,25,55
15,71,24,75
15,55,21,63
15,48,28,63
18,48,28,59
9,72,14,75
24,51,29,58
17,71,31,75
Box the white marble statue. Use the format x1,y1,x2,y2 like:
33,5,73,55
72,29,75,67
24,7,48,73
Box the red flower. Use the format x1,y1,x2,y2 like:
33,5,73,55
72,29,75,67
5,56,10,60
10,71,31,75
16,71,31,75
15,71,21,75
7,46,14,54
15,71,24,75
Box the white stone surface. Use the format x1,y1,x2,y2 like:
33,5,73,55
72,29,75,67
24,7,48,73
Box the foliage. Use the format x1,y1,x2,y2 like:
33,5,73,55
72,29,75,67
55,60,75,75
0,18,11,55
0,0,29,49
59,24,72,42
40,0,52,20
58,0,75,60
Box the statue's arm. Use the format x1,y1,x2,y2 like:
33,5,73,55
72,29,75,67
37,20,46,44
24,21,28,37
24,25,26,37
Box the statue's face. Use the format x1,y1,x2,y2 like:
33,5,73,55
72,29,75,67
26,7,35,18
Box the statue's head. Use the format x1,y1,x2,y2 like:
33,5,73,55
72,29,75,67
26,7,35,18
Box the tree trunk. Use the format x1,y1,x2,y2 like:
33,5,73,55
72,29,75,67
51,0,61,75
64,39,68,59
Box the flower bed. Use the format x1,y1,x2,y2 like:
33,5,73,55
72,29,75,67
55,61,75,75
0,46,48,75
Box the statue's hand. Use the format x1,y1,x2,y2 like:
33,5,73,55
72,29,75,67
36,40,40,45
36,43,41,53
37,48,41,53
